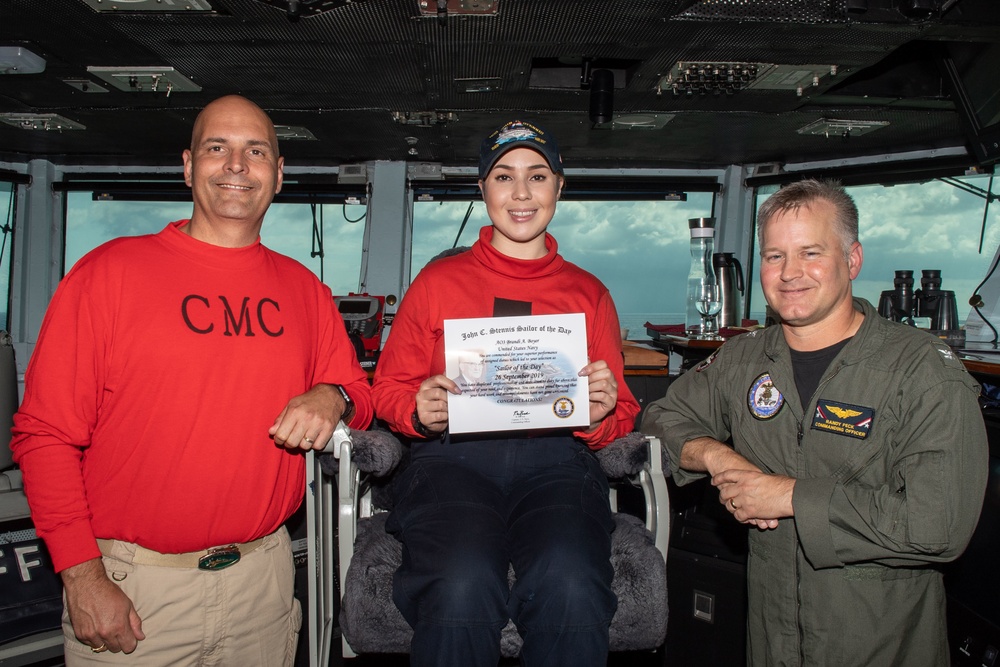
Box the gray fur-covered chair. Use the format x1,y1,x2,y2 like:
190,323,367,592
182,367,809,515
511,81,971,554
312,427,670,660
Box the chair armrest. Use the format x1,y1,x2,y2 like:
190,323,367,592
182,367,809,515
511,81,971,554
313,422,363,612
326,420,352,458
641,436,671,561
305,425,353,667
596,432,671,564
335,431,362,658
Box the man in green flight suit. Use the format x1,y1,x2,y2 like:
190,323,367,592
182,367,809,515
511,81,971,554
643,178,988,666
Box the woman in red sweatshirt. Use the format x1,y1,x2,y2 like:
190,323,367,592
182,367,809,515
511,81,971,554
371,119,639,667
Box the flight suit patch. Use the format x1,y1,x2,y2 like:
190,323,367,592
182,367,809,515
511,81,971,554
811,399,875,439
694,349,719,372
748,372,784,420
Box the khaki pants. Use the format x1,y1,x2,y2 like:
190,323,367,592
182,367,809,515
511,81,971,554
62,526,302,666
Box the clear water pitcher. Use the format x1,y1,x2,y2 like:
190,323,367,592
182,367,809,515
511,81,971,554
685,217,720,337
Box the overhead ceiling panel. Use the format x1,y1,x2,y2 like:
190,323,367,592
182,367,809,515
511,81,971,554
0,0,997,168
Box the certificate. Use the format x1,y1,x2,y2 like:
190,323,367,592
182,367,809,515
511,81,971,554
443,313,590,434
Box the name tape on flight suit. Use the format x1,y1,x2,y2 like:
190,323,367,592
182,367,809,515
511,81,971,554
811,399,875,439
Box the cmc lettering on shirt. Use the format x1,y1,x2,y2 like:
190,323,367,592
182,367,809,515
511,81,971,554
181,295,284,337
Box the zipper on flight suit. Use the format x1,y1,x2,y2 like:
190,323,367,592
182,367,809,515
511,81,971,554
794,360,845,662
797,360,846,448
795,417,806,662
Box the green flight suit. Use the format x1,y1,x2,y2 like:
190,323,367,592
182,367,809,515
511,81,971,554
642,298,988,666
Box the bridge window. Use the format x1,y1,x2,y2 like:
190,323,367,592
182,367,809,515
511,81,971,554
748,175,1000,328
64,194,367,297
411,186,717,340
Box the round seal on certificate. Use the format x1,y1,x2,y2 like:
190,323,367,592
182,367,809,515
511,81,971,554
552,396,575,419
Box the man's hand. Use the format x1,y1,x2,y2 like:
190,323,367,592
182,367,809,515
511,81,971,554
61,558,144,654
413,375,457,435
269,383,344,451
712,468,795,530
679,437,785,530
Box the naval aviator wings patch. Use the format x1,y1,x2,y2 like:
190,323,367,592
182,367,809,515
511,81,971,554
811,399,875,439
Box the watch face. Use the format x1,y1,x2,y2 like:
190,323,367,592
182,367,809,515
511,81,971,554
336,385,354,423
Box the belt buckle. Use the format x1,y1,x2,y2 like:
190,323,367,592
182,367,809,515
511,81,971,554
198,545,241,571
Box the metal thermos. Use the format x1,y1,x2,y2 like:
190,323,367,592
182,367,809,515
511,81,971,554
713,252,744,328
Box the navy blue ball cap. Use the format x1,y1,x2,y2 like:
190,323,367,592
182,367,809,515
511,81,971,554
478,120,563,179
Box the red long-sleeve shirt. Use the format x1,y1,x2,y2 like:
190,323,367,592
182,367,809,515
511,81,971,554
373,225,638,447
11,221,372,572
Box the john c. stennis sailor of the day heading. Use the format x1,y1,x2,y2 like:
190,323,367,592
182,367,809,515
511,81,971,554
460,323,575,341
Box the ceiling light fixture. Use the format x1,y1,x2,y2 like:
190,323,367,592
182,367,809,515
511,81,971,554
86,66,202,95
81,0,214,11
62,78,109,93
797,118,889,138
274,125,318,140
0,47,46,75
607,114,674,130
0,113,85,131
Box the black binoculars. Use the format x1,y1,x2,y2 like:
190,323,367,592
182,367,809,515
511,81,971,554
877,269,959,331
